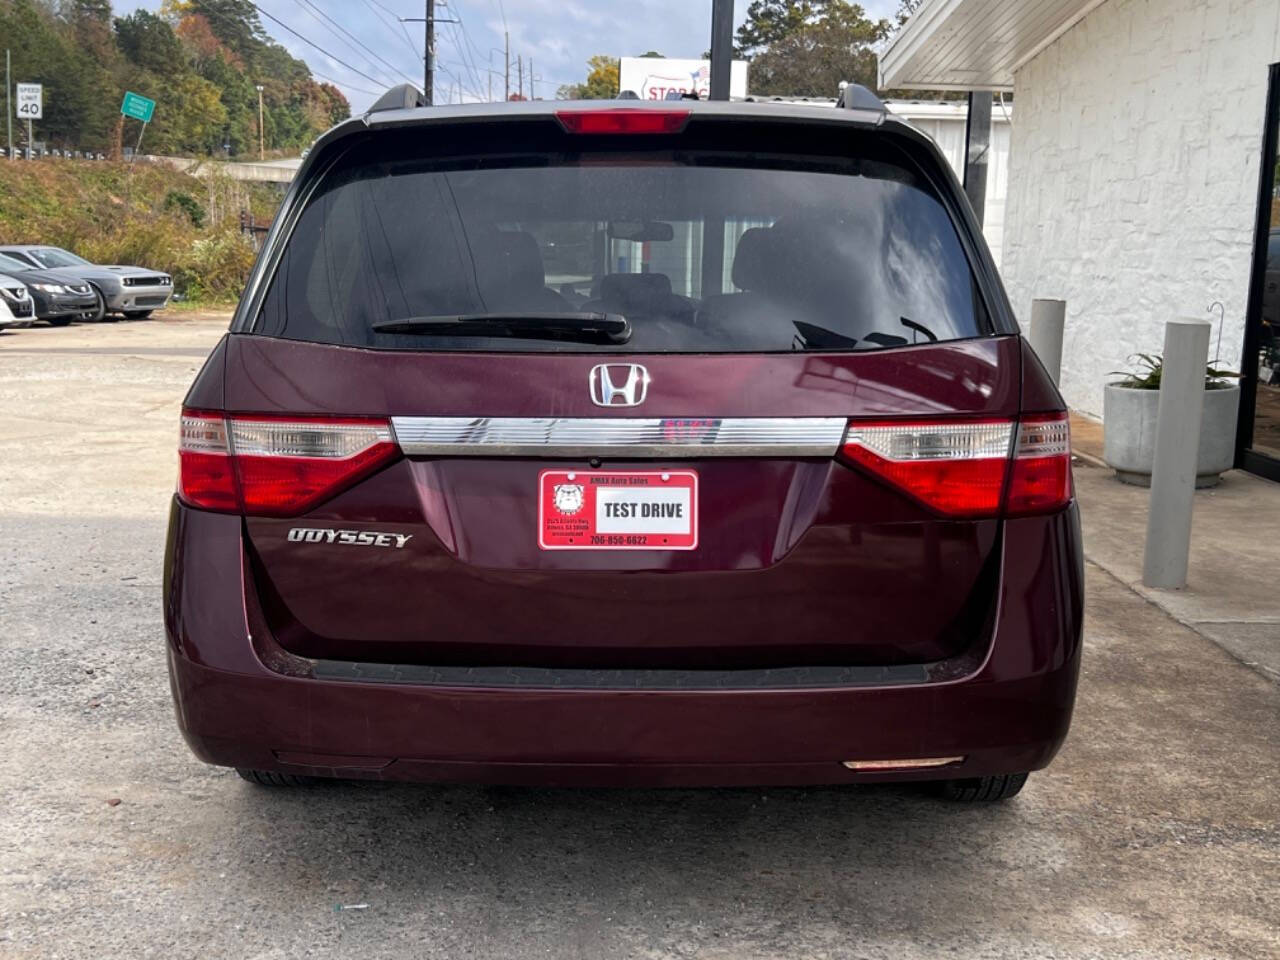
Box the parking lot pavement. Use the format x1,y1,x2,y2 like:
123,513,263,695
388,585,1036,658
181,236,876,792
1,319,1277,959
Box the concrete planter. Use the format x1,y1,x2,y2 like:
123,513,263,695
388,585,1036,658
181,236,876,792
1102,383,1240,487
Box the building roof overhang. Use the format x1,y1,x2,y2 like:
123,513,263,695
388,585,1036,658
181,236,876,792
879,0,1105,92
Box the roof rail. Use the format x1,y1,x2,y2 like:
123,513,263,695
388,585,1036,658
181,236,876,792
836,82,886,113
367,84,426,115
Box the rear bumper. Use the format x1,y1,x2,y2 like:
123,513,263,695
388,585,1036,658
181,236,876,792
164,499,1083,787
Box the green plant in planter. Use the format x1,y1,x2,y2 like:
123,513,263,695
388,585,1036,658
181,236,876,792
1109,353,1239,390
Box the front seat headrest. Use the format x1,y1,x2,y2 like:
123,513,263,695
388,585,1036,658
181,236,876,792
731,228,779,292
473,230,547,299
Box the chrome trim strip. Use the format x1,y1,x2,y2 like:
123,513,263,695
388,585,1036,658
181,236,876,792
391,417,848,458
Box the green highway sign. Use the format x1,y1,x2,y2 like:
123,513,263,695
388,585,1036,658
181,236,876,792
120,91,155,124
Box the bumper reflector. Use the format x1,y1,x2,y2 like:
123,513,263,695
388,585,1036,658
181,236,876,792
842,757,964,771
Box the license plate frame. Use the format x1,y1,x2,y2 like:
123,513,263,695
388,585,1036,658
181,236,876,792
538,469,699,551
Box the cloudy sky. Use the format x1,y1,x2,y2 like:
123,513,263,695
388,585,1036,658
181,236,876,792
125,0,900,112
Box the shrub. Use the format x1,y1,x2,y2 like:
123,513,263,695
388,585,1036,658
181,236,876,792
0,160,279,303
1109,353,1239,390
163,190,206,228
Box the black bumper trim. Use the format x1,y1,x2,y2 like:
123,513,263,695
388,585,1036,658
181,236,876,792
310,658,932,690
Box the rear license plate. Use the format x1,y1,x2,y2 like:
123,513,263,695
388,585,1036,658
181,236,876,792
538,470,698,550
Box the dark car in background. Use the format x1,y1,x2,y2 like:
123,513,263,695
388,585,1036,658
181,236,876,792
165,92,1082,802
0,245,172,320
0,252,98,325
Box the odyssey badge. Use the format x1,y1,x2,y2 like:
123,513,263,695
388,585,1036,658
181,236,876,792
288,527,413,549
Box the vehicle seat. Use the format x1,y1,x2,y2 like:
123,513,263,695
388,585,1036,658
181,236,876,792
695,227,797,346
584,272,695,322
471,230,571,313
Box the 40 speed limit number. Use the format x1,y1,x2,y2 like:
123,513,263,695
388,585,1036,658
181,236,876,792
16,84,42,120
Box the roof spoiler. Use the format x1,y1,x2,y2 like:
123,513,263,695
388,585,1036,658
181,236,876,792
836,82,886,114
367,84,426,115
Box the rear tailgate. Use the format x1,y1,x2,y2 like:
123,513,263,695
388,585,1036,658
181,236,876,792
229,335,1020,669
205,103,1029,671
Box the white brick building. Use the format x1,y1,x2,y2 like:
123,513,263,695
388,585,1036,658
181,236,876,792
881,0,1280,478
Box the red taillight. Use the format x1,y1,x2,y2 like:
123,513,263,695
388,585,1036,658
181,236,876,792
178,410,399,517
839,414,1071,519
555,108,690,135
179,411,238,511
1006,414,1073,516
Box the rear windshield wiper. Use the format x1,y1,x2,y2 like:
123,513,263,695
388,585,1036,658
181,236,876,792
371,312,631,345
792,320,860,350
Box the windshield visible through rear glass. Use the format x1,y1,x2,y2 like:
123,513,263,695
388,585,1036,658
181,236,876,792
256,149,990,353
30,248,89,268
0,254,37,273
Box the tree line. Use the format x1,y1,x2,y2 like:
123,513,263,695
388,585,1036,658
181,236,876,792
1,0,349,158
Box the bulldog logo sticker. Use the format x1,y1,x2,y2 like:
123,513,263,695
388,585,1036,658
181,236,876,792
553,483,585,516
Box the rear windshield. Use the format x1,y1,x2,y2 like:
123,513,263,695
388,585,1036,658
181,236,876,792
255,127,991,353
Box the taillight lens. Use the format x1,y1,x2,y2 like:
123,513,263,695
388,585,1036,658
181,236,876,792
179,412,237,512
839,414,1071,518
178,410,398,517
841,420,1013,517
555,108,690,135
1006,414,1072,516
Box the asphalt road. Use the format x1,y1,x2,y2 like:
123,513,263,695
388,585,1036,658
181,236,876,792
1,318,1277,959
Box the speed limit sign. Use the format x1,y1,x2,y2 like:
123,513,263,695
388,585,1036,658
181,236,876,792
16,83,42,120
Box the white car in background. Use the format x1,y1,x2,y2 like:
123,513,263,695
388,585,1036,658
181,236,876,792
0,273,34,328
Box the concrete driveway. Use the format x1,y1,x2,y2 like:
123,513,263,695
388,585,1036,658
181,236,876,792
1,318,1276,959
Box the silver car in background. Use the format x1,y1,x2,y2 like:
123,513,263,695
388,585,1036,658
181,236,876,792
0,245,172,320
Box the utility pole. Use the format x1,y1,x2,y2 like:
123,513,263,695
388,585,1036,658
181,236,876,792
424,0,434,105
709,0,733,100
517,55,523,99
529,58,534,100
488,51,492,102
402,1,455,105
504,31,509,100
5,49,11,162
255,84,264,161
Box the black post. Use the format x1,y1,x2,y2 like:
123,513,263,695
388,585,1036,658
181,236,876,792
424,0,435,105
963,92,992,226
1236,62,1280,477
709,0,733,101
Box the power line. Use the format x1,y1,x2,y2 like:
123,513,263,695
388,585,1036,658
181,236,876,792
292,0,420,88
246,0,388,89
189,0,385,101
439,1,484,95
310,69,382,98
361,0,422,61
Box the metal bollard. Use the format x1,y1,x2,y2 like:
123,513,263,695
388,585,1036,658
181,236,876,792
1142,319,1211,589
1029,299,1066,385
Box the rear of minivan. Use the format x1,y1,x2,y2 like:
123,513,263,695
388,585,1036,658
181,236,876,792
164,96,1082,800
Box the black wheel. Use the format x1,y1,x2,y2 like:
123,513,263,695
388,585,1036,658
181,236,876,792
937,772,1028,802
236,768,316,787
123,310,153,320
83,287,107,322
45,317,72,327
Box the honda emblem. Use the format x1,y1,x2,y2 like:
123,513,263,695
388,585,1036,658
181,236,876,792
589,363,650,407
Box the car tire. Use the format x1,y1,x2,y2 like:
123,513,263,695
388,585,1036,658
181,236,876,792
83,287,107,322
123,310,153,320
46,317,73,327
937,772,1028,802
236,768,316,787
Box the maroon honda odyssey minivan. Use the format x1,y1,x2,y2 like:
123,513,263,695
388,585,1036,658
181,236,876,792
164,87,1082,801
